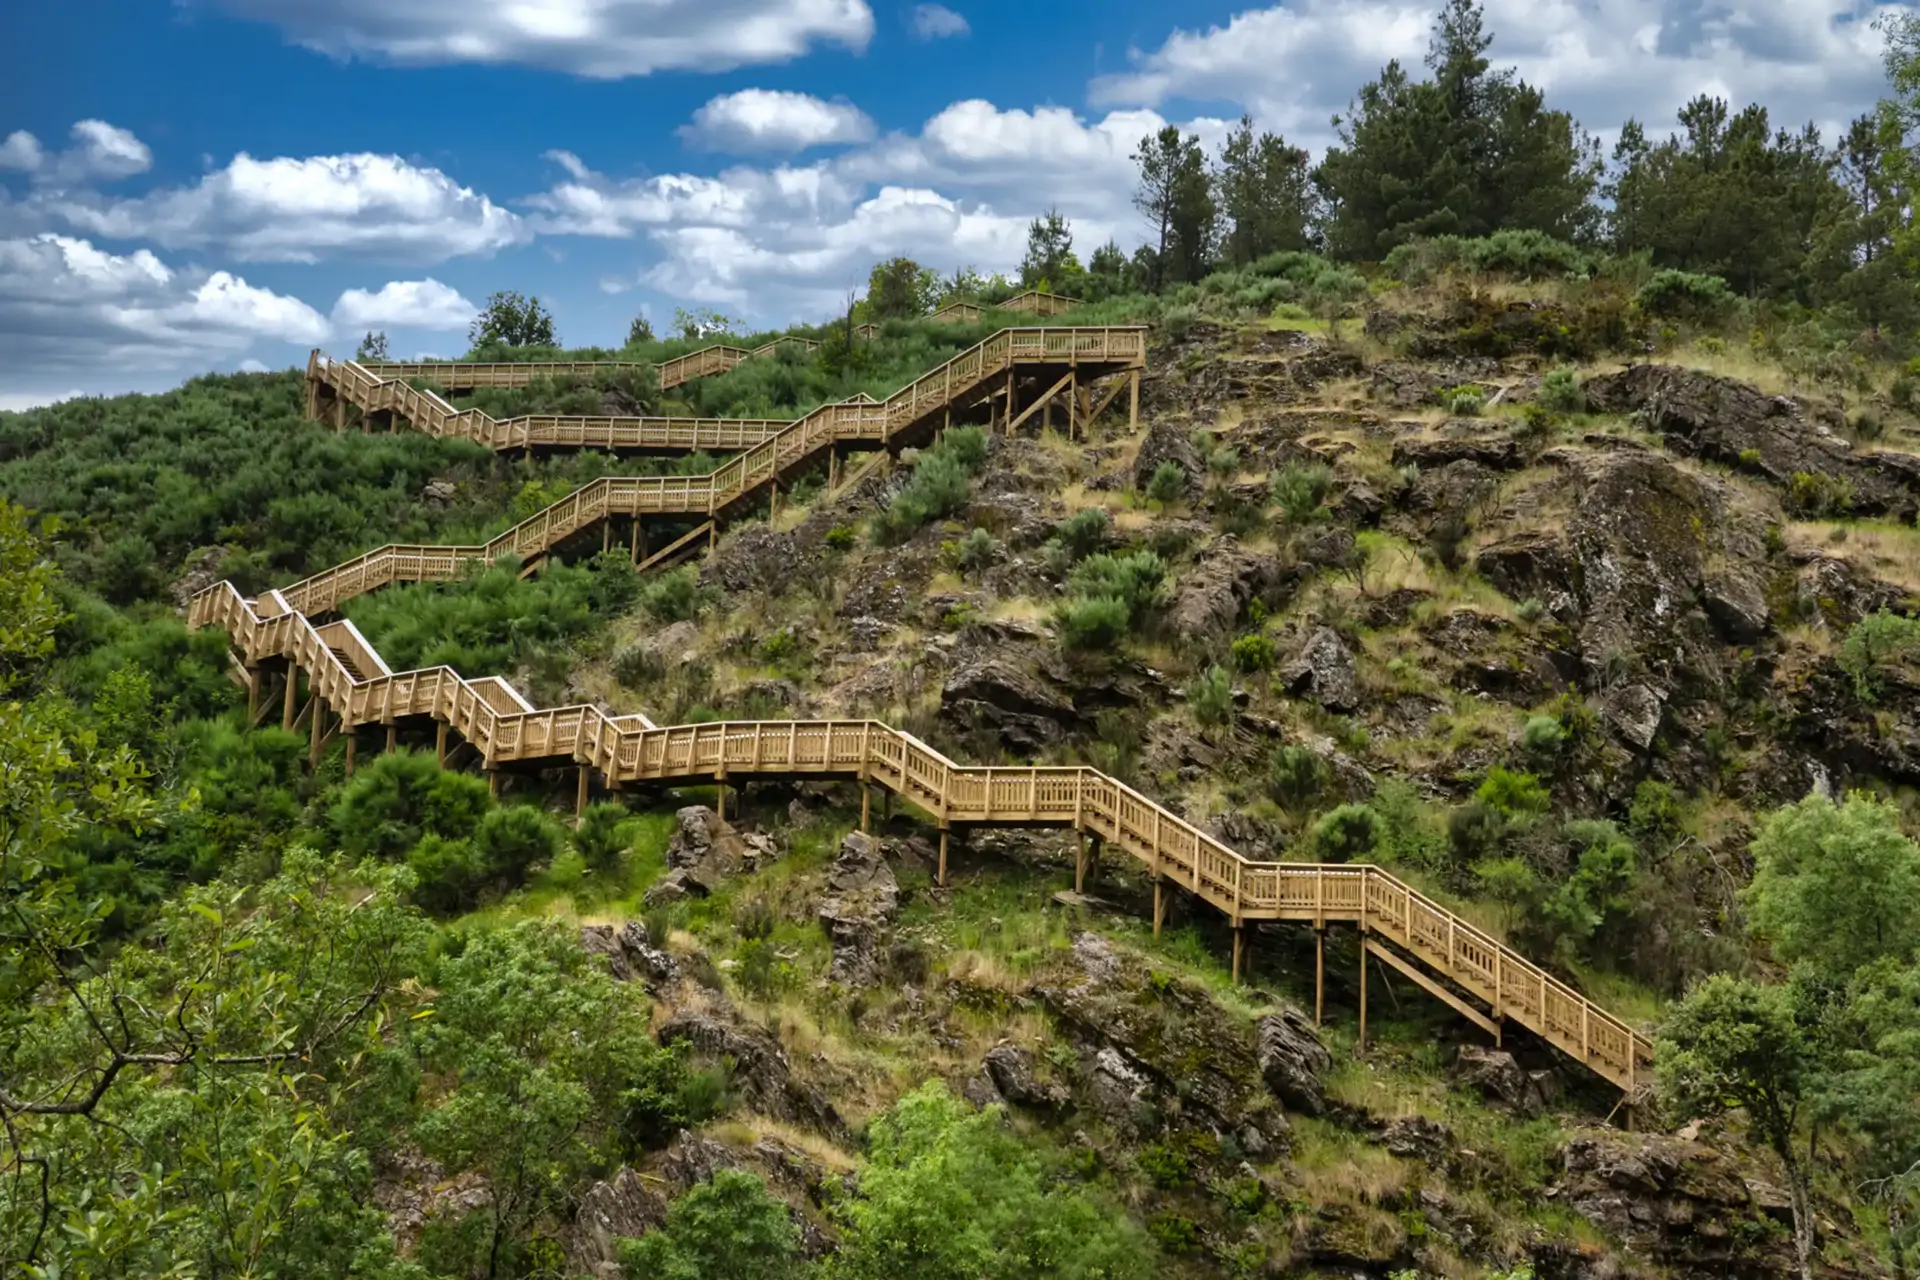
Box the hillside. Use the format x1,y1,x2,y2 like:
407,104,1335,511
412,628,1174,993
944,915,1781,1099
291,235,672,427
4,253,1920,1280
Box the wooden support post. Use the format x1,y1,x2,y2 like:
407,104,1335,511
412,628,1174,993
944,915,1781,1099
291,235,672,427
245,665,261,721
309,701,325,766
487,769,500,799
344,731,357,776
1152,878,1165,936
829,446,839,490
575,764,590,825
937,827,949,887
435,721,449,764
708,523,717,552
1359,947,1370,1052
602,522,611,553
1315,927,1326,1027
1231,926,1244,984
1068,367,1078,440
1043,395,1052,435
282,669,298,731
882,790,892,822
1128,370,1140,431
1074,833,1087,894
715,780,726,822
630,518,641,564
860,782,871,832
1005,367,1016,437
385,724,397,753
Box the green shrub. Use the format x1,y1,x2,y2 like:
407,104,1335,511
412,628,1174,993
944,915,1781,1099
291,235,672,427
1187,665,1234,726
1443,387,1485,417
1054,595,1132,650
407,834,487,915
618,1170,803,1280
825,523,858,551
1786,470,1853,517
1838,609,1920,701
1229,633,1275,672
639,565,703,622
1267,745,1328,808
1270,463,1334,523
574,801,633,871
956,527,997,575
474,804,568,881
1521,714,1568,756
1052,508,1111,562
611,641,665,688
1892,372,1917,410
1145,460,1188,505
1515,598,1545,623
871,426,990,544
1476,765,1551,816
1066,550,1169,625
1538,367,1584,414
330,750,492,860
1635,269,1733,321
1311,804,1381,862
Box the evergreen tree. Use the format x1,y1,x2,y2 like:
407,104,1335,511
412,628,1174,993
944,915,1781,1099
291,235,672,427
1019,209,1084,291
1132,126,1215,288
1315,0,1598,259
626,314,655,345
355,330,389,361
1215,115,1316,264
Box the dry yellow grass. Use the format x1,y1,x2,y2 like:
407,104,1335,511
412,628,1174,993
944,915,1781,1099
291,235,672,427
1788,520,1920,595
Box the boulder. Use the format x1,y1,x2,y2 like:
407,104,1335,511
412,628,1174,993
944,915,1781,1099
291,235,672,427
1256,1006,1332,1116
817,832,898,986
1450,1044,1562,1116
657,806,750,898
580,920,679,990
982,1042,1069,1112
1277,627,1359,711
1129,417,1203,496
940,654,1078,751
656,1010,844,1137
1390,435,1522,471
565,1168,670,1277
1167,536,1276,641
169,546,232,609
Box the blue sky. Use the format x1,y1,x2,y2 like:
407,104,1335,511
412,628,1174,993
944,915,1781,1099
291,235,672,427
0,0,1907,405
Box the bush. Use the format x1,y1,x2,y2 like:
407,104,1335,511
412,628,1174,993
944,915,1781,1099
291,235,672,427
1054,595,1131,650
574,801,633,871
617,1170,803,1280
1066,550,1169,625
1052,508,1110,562
1786,470,1853,517
1515,597,1546,623
1187,665,1234,726
825,523,858,551
1476,765,1551,816
408,834,487,915
1311,804,1381,862
1635,269,1733,321
956,527,997,575
1384,232,1592,284
871,426,990,544
1538,367,1584,414
639,566,703,622
330,750,492,861
1838,609,1920,701
473,804,568,882
1267,745,1328,808
1521,714,1568,756
1270,463,1334,523
1443,387,1485,417
1145,460,1188,505
1230,633,1275,672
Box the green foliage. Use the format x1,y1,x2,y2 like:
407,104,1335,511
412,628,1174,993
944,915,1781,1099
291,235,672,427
1541,820,1638,945
574,801,634,872
957,527,998,575
1476,766,1551,816
827,1082,1150,1280
640,565,705,623
1634,269,1734,320
1052,508,1111,562
1186,665,1235,726
1538,366,1585,413
1270,462,1335,523
1786,469,1854,517
1144,460,1188,505
1385,231,1595,283
1267,744,1329,808
1443,386,1486,416
1521,713,1569,756
1311,804,1382,862
408,833,488,916
1052,550,1169,651
474,804,568,882
1745,792,1920,980
346,552,640,673
1838,609,1920,701
1055,595,1132,651
329,749,492,860
619,1170,804,1280
1229,632,1276,672
824,524,857,551
469,290,559,349
872,427,990,544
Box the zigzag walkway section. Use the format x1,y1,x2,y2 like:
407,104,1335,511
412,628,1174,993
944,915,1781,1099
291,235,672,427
189,578,1655,1096
307,351,792,454
281,327,1149,617
192,320,1652,1094
355,334,819,396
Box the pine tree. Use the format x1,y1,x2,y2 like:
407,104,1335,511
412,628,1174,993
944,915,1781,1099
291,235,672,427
1019,209,1083,291
1133,126,1214,288
1215,115,1316,265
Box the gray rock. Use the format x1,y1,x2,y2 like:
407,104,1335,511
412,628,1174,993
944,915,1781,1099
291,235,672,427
564,1168,669,1278
818,832,899,986
983,1042,1069,1112
665,805,749,894
1277,627,1359,712
1128,417,1203,496
1168,536,1276,641
1451,1044,1562,1116
1256,1006,1332,1116
657,1010,844,1137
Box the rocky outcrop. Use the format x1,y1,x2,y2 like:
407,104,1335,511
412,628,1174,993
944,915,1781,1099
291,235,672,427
1562,1131,1798,1280
1585,364,1920,520
1129,417,1203,495
1035,934,1288,1153
1277,627,1358,711
656,1009,844,1138
1167,536,1276,641
1255,1006,1331,1117
1449,1044,1561,1117
579,919,679,990
817,832,898,986
643,806,753,904
940,653,1079,750
169,547,232,609
1391,434,1523,471
977,1042,1069,1113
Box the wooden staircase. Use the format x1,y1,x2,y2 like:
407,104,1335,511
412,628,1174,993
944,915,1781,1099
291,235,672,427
305,352,792,454
189,577,1656,1095
278,327,1148,615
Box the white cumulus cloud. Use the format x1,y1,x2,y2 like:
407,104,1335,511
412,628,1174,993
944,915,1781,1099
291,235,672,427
0,120,154,185
910,4,969,39
331,277,479,330
46,151,526,264
0,131,44,172
680,89,876,152
201,0,875,77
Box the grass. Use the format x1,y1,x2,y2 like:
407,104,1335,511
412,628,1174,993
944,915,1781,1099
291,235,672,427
1788,519,1920,596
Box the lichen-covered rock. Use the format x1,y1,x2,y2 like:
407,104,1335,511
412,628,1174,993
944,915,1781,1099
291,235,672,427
579,920,679,991
1391,434,1523,471
1168,536,1276,641
940,654,1078,750
656,1010,844,1138
1562,1131,1798,1280
817,832,898,986
982,1042,1069,1112
1278,627,1359,711
1256,1006,1331,1116
644,806,753,904
1450,1044,1561,1117
1129,416,1203,495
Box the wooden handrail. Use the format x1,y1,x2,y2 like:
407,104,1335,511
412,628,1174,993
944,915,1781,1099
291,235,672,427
273,327,1148,615
187,574,1655,1093
655,337,821,390
307,353,791,453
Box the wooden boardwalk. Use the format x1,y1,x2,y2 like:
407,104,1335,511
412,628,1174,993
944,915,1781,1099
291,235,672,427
307,352,791,453
279,327,1147,615
191,322,1654,1095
